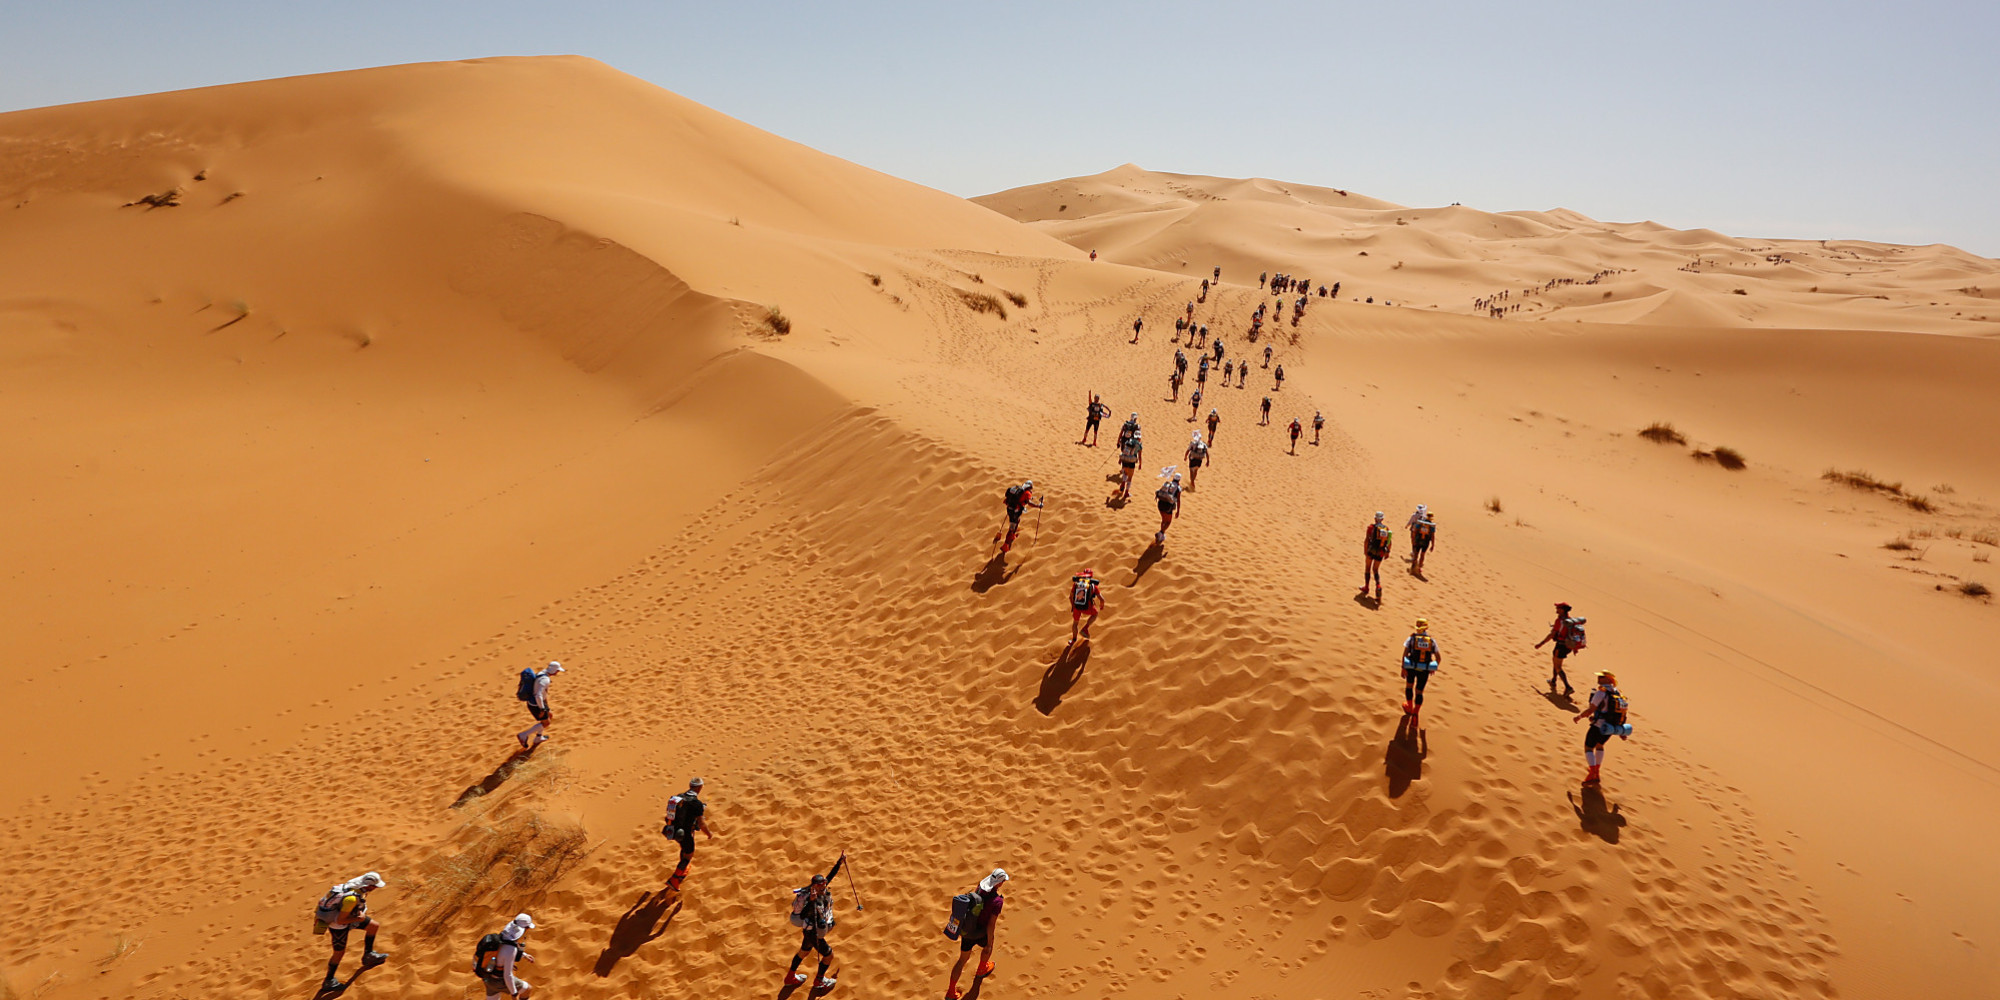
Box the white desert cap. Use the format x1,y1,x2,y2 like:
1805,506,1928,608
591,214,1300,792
503,912,535,938
356,871,385,888
979,868,1010,892
545,661,565,674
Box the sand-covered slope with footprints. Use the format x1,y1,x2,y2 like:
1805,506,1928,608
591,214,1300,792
3,57,1997,1000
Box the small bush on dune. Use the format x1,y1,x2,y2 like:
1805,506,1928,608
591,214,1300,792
1823,469,1902,494
1711,446,1747,470
1905,495,1935,513
764,306,791,336
1639,422,1686,445
1485,496,1503,514
1004,290,1027,308
1960,581,1991,599
1883,537,1915,551
1972,529,1999,547
956,290,1007,319
412,812,591,935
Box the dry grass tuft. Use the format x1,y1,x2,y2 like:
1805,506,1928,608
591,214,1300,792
97,935,140,967
864,272,881,287
1972,529,1998,548
1883,537,1916,551
124,188,182,209
956,290,1007,319
764,307,791,337
410,812,593,936
1905,494,1936,513
1485,496,1503,514
1711,446,1746,470
1823,469,1903,494
1004,290,1028,308
1638,422,1686,445
1959,580,1991,599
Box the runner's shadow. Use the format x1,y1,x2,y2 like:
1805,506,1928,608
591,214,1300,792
1035,643,1091,716
1569,786,1628,844
450,748,537,809
594,888,681,976
970,553,1016,594
1131,541,1164,584
1407,560,1427,580
315,958,382,998
1538,687,1578,713
1352,591,1380,611
1104,494,1129,510
1384,714,1427,798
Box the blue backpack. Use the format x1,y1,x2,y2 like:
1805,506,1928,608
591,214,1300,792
515,668,539,702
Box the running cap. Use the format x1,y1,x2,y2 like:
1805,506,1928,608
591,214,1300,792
979,868,1011,892
1596,671,1617,685
546,661,564,672
811,874,828,886
1415,618,1429,630
1556,602,1572,611
508,913,535,934
1023,480,1033,489
1375,511,1385,521
355,871,385,889
1079,568,1094,577
688,777,704,790
1130,412,1139,420
1416,504,1427,513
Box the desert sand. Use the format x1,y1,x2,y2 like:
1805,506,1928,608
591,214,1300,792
2,56,1996,1000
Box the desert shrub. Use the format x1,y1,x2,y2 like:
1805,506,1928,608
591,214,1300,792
1959,581,1991,598
1883,537,1915,551
864,272,881,286
1823,469,1905,495
1972,529,1998,547
1711,446,1747,470
956,290,1007,319
1485,496,1503,514
764,307,791,336
1004,290,1027,307
124,188,181,209
411,813,591,936
1638,422,1686,445
1906,495,1935,513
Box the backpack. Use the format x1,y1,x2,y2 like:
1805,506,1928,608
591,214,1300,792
1561,617,1588,651
1405,634,1437,668
472,932,507,975
1367,525,1393,558
1004,484,1026,511
1156,482,1179,504
312,887,350,933
515,667,539,702
1413,519,1435,544
663,793,699,836
1070,576,1098,610
1190,441,1208,461
1596,687,1632,735
944,891,977,939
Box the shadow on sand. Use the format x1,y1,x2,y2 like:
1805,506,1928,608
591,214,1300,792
451,748,538,809
1384,713,1427,798
1035,642,1092,716
594,887,682,976
1569,785,1628,844
1538,686,1578,713
1131,540,1164,583
1352,590,1381,611
970,552,1017,594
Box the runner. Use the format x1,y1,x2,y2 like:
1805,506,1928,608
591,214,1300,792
1222,359,1234,387
1212,265,1221,283
1187,388,1203,421
1184,431,1209,489
1260,396,1272,425
1409,506,1437,574
1263,345,1273,369
1196,355,1210,387
786,856,846,991
1198,323,1209,347
515,661,565,749
1174,347,1188,377
1312,411,1324,445
999,480,1043,554
472,913,537,1000
1273,364,1285,390
1534,603,1584,696
1119,412,1140,450
1068,570,1103,644
1154,469,1183,545
314,872,387,992
1130,315,1143,343
944,868,1008,999
1168,368,1183,401
662,778,714,890
1287,417,1302,454
1199,278,1210,302
1174,315,1187,340
1259,270,1267,289
1205,407,1221,445
1572,671,1632,785
1079,394,1109,446
1361,512,1392,601
1115,430,1143,500
1401,618,1442,717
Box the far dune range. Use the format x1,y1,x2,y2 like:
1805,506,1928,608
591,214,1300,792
2,57,1996,1000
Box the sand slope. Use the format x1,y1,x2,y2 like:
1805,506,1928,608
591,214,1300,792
977,165,2000,335
4,59,1997,1000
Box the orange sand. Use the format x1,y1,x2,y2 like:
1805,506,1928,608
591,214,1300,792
3,58,1996,1000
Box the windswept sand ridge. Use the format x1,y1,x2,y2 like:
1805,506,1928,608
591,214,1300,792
3,57,1997,1000
976,165,2000,335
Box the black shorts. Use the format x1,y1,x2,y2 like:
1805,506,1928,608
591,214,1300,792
1584,725,1611,750
1553,645,1571,661
799,928,831,956
328,923,367,950
1120,462,1136,473
959,931,991,953
1086,418,1100,428
528,703,551,722
1158,500,1176,516
1189,458,1203,469
671,830,696,855
1412,539,1432,553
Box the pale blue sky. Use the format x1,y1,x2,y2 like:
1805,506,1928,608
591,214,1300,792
4,1,1994,255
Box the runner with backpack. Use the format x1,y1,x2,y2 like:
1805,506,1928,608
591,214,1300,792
1401,618,1442,717
1119,412,1140,450
998,480,1043,554
1222,359,1235,387
514,661,564,749
1361,513,1393,601
1130,315,1143,343
1187,388,1203,421
1287,418,1302,454
1154,469,1184,545
1260,396,1272,425
942,868,1009,999
1409,507,1438,574
312,872,387,992
785,856,847,992
1184,431,1210,489
1068,570,1104,644
1573,671,1633,785
471,913,536,999
1078,394,1110,446
1534,603,1585,696
1273,364,1285,391
1168,368,1183,402
1205,407,1221,446
1115,431,1143,501
1311,411,1324,445
661,777,714,890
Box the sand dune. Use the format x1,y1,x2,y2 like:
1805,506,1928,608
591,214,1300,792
4,58,1997,1000
978,166,2000,335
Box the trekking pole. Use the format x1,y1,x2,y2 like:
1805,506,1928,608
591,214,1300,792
1034,500,1043,547
843,848,864,911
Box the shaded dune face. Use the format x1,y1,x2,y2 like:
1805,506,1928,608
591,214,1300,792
1,57,1993,1000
